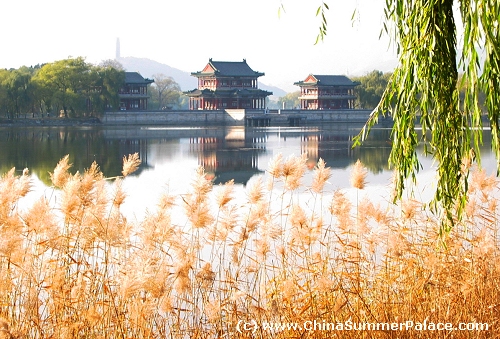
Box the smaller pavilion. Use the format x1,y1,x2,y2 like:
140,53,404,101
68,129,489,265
119,72,154,111
294,75,358,110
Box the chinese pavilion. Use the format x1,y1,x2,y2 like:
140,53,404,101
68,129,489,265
294,75,358,110
185,59,272,110
119,72,154,111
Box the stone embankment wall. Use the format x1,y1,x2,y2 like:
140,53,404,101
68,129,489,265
102,109,385,126
246,109,376,124
102,109,245,125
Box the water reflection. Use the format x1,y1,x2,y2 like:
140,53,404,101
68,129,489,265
188,129,266,184
0,124,398,186
0,127,150,184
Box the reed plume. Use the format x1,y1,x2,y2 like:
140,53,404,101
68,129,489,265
215,179,234,208
350,159,367,190
16,168,31,197
122,152,141,177
267,153,283,179
311,158,331,193
50,154,71,188
183,166,214,229
282,153,307,191
247,176,265,204
111,177,127,207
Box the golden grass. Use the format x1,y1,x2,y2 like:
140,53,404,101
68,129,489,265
0,153,499,338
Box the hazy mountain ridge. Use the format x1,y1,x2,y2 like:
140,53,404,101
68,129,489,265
116,56,287,98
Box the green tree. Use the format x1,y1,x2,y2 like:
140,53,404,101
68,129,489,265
32,66,55,117
0,69,10,118
302,1,499,230
351,71,391,109
2,67,35,119
278,91,301,109
87,63,125,115
33,57,92,117
150,74,181,110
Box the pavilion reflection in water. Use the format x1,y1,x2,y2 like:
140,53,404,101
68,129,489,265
189,127,266,185
261,125,392,174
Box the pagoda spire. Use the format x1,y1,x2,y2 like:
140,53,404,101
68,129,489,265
116,38,121,59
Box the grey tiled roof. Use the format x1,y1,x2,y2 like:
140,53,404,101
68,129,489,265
192,59,264,77
313,75,356,86
295,74,357,87
124,72,154,84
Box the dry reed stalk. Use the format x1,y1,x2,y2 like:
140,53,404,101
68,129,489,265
1,154,500,338
0,169,31,262
329,190,353,232
0,318,12,339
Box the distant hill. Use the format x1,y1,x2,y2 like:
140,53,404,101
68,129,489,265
260,84,287,100
116,56,287,99
117,57,196,90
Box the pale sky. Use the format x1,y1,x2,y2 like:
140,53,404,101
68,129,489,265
1,0,397,92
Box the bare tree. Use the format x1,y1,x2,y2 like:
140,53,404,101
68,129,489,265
151,73,181,110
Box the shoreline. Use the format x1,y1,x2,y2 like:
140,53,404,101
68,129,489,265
0,117,102,127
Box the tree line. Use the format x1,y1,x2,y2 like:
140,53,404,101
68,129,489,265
0,57,128,119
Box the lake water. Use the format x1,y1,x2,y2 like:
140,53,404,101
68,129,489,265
1,123,498,220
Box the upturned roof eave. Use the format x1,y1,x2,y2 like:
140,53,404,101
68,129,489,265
191,72,264,78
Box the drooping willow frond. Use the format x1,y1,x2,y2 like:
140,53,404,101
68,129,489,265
354,0,500,233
